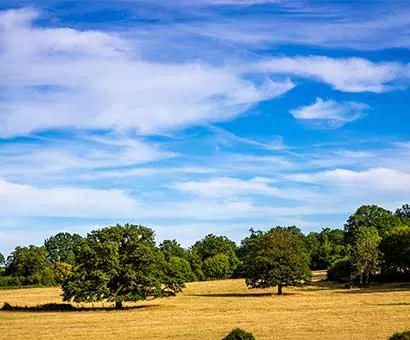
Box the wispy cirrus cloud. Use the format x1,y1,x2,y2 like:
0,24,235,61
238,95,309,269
290,98,368,128
0,8,294,137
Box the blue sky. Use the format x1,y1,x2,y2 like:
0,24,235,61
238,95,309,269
1,0,410,255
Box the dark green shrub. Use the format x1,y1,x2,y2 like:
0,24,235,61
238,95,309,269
222,328,256,340
327,257,352,282
0,275,22,288
389,331,410,340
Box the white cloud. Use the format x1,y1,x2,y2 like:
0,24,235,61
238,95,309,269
0,8,294,137
290,97,368,127
256,56,406,93
173,176,277,198
288,168,410,195
0,179,140,218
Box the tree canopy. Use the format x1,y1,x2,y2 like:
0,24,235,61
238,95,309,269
242,227,311,295
44,232,83,265
5,246,54,286
191,234,239,279
62,224,185,309
344,205,401,242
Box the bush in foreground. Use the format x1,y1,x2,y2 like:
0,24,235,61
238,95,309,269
222,328,256,340
389,331,410,340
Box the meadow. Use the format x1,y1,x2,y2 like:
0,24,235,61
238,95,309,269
0,272,410,340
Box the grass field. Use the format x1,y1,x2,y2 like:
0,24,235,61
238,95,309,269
1,272,410,340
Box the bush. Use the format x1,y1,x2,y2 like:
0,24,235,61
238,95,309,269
327,257,352,282
202,253,232,280
0,276,22,288
222,328,256,340
389,331,410,340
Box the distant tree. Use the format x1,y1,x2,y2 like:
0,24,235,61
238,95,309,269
0,252,5,276
160,240,195,282
5,246,55,286
380,226,410,277
160,239,189,261
44,232,83,265
163,256,194,291
63,224,185,309
202,253,231,280
395,204,410,226
350,226,381,285
344,205,401,243
242,227,311,295
191,234,239,279
305,228,345,270
187,251,205,281
222,328,256,340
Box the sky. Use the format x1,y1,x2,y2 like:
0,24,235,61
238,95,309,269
1,0,410,255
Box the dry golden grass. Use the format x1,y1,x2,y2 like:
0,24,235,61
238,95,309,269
1,272,410,339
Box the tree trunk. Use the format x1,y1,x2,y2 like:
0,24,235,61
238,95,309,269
115,301,123,310
277,285,283,295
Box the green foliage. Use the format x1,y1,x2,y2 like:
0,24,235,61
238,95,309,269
187,251,205,281
191,234,239,280
242,227,312,295
160,239,189,261
0,276,23,288
162,256,192,293
389,331,410,340
380,226,410,276
344,205,401,243
350,226,381,284
395,204,410,226
202,253,232,280
0,252,5,267
305,228,345,270
53,262,73,284
222,328,256,340
63,224,185,308
44,232,83,265
327,257,352,282
5,246,55,286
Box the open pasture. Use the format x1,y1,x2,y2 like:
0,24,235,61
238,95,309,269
1,273,410,340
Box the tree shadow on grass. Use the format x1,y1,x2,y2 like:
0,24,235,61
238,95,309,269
0,302,160,313
187,292,277,298
333,282,410,295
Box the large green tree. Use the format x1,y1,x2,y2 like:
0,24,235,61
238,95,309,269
344,205,401,243
44,232,83,265
5,246,55,286
350,226,381,285
380,226,410,276
191,234,239,279
242,227,311,295
305,228,345,270
63,224,185,309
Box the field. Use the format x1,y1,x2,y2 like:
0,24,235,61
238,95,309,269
1,272,410,340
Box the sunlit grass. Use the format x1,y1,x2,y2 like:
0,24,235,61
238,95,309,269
0,272,409,339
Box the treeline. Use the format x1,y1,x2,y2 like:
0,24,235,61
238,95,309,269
0,204,409,294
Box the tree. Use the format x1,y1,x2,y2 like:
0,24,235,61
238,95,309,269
380,226,410,276
350,226,381,285
0,252,4,267
191,234,239,279
63,224,185,309
5,246,55,286
53,262,73,284
160,240,195,282
395,204,410,226
305,228,345,270
389,331,410,340
242,227,311,295
344,205,401,243
202,253,231,280
44,232,83,265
